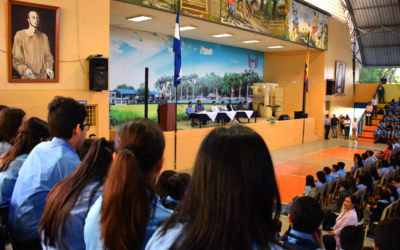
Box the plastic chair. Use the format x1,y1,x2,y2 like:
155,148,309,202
384,151,392,161
357,186,368,212
353,168,364,179
365,203,392,238
364,163,371,172
369,180,379,203
324,181,334,206
379,172,390,190
332,177,342,199
317,182,329,207
334,202,345,216
304,187,318,199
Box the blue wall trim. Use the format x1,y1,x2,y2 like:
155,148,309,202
354,102,368,109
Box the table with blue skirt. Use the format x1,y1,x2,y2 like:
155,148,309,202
189,111,259,128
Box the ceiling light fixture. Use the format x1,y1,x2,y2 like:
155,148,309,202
241,39,261,43
126,15,153,22
267,46,285,49
212,33,233,38
175,25,198,31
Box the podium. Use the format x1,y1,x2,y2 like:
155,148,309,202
159,103,176,131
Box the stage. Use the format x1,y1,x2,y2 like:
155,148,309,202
110,117,316,172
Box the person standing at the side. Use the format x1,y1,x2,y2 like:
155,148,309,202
377,84,385,104
331,114,339,138
366,102,373,126
325,114,331,140
157,93,168,125
352,118,358,140
344,117,351,140
371,96,378,118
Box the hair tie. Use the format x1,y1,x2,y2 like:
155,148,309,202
123,144,139,155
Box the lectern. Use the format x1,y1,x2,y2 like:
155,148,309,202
159,103,176,131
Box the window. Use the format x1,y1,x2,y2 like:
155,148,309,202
85,105,97,126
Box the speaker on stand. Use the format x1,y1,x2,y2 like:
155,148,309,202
326,79,335,95
89,56,109,91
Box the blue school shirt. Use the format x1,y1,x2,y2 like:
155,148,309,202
380,168,390,179
382,131,388,136
374,129,382,135
338,169,346,177
390,105,395,110
8,137,81,241
397,187,400,197
380,123,386,128
366,157,375,165
351,164,359,173
389,166,395,172
0,141,12,157
357,184,366,197
331,172,339,180
304,185,312,195
0,154,28,208
41,182,103,250
85,195,172,250
325,174,332,183
287,229,323,249
362,160,367,165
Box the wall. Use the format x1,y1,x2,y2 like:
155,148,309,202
0,0,110,139
355,84,400,103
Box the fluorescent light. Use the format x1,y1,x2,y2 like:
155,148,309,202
267,46,285,49
212,33,233,38
126,15,153,22
241,39,261,43
174,25,198,31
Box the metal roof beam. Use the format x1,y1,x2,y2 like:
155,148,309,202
352,4,399,11
358,24,400,29
360,45,400,48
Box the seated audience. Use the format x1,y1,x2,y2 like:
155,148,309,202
273,219,282,238
0,108,27,156
0,118,50,225
279,197,325,250
374,127,382,143
156,170,177,200
220,101,228,111
315,171,327,194
378,143,392,159
76,139,94,161
330,195,358,243
211,101,220,112
324,167,333,182
339,226,364,250
346,175,359,193
357,175,367,197
331,165,339,180
387,185,399,203
351,154,363,176
362,153,368,165
84,118,172,250
338,162,346,177
364,171,374,193
379,160,391,179
361,190,391,229
322,235,336,250
373,217,400,250
40,138,114,250
160,172,191,211
367,151,376,164
8,96,87,249
388,156,396,172
88,134,97,140
283,175,316,215
323,180,352,213
370,167,380,182
146,125,285,250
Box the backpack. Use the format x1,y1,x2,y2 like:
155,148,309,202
277,232,320,250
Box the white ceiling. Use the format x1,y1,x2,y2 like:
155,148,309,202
110,0,312,52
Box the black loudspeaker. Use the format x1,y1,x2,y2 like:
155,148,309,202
294,112,308,119
278,115,290,120
89,57,108,91
326,79,335,95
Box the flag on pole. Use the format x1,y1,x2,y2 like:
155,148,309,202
304,46,309,93
173,10,182,87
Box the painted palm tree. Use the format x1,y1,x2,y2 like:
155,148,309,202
181,76,187,101
155,76,167,93
187,73,198,100
208,73,220,101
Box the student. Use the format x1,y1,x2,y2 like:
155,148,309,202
346,175,358,193
339,226,364,250
379,160,391,179
357,175,367,197
364,171,374,193
278,197,325,250
370,167,380,182
283,175,316,215
40,139,114,250
388,156,396,172
88,134,97,140
323,235,336,250
362,153,368,165
351,154,364,176
273,219,282,238
374,217,400,250
146,126,285,250
156,170,177,200
387,185,399,203
0,108,27,156
84,118,172,250
330,196,358,243
374,127,382,143
160,173,191,211
322,180,352,213
378,120,385,129
361,190,391,228
380,128,388,143
331,165,339,180
315,171,327,194
338,162,346,177
324,167,333,183
8,96,87,249
366,151,376,164
0,118,50,225
76,139,94,161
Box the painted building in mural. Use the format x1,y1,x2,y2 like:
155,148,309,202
118,0,328,50
109,26,264,125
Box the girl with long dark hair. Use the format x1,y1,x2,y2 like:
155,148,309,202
146,125,283,250
84,118,171,250
0,108,26,156
0,118,49,223
40,138,114,249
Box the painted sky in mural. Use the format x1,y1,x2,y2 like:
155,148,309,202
109,26,264,91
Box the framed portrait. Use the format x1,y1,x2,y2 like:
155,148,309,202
334,61,346,94
7,0,59,83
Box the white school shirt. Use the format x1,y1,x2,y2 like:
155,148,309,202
211,105,220,112
371,98,378,106
352,122,358,129
344,120,351,127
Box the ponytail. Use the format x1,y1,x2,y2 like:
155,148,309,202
100,148,156,250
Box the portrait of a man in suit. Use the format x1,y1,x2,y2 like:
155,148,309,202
335,62,346,94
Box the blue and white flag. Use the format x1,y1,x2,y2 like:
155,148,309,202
173,10,182,87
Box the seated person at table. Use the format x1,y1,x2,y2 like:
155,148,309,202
220,101,228,111
331,165,340,180
211,101,220,112
227,100,241,123
186,102,199,126
242,101,249,110
195,100,207,125
338,162,346,177
238,102,243,109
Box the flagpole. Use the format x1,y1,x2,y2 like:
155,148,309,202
173,7,181,171
303,32,310,114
